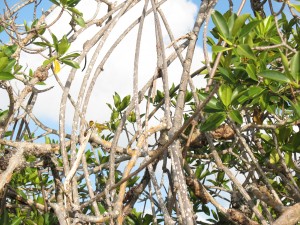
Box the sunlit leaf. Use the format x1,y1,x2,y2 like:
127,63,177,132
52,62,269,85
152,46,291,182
232,14,250,37
211,11,230,39
212,46,232,53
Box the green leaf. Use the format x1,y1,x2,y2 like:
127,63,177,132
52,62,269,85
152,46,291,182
212,46,232,53
0,57,8,71
246,63,257,81
279,50,290,74
218,67,235,83
74,15,86,27
0,208,9,225
51,33,59,52
61,59,80,69
68,7,83,15
290,51,300,83
57,35,70,56
113,92,121,108
198,92,225,112
43,57,55,67
0,72,14,80
234,86,265,104
237,44,256,60
289,3,300,13
33,41,53,47
3,59,16,72
60,52,80,60
259,70,291,83
67,0,81,7
118,95,131,112
200,112,226,131
11,217,22,225
229,110,243,124
239,21,261,38
232,14,250,37
218,84,232,107
211,11,230,39
3,45,17,57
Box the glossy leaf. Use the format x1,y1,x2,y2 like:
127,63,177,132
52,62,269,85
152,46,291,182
259,70,291,84
211,11,229,39
218,84,232,107
200,112,226,131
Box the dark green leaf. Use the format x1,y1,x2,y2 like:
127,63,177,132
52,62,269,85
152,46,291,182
200,112,226,131
259,70,291,83
0,72,14,80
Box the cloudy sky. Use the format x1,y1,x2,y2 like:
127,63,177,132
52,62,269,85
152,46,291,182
1,0,205,128
0,0,290,128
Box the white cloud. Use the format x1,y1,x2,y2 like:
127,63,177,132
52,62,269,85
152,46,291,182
2,0,205,129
